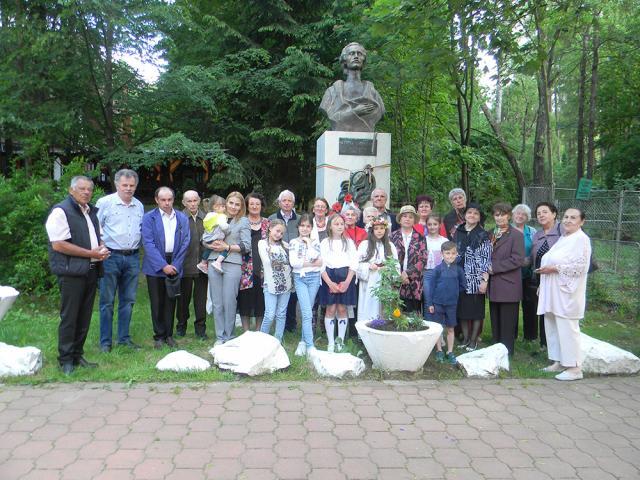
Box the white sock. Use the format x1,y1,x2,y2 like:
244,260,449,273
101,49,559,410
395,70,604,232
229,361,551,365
337,318,348,341
324,317,335,346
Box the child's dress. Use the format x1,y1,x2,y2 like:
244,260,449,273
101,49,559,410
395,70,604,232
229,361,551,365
356,240,399,323
318,238,358,306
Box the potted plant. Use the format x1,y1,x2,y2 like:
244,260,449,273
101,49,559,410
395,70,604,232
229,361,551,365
355,257,443,372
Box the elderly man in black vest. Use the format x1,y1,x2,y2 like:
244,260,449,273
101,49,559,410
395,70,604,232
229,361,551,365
46,176,109,375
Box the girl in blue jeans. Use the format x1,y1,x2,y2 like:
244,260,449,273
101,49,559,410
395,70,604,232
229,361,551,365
289,213,322,356
259,219,293,341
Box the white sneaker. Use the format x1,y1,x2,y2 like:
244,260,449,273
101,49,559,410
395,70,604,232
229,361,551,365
542,362,564,373
327,343,335,353
294,341,307,357
212,262,224,274
213,340,224,347
555,369,583,381
306,346,318,358
196,262,208,274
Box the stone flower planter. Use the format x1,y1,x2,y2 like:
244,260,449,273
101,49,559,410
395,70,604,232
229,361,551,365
356,320,443,372
0,286,19,322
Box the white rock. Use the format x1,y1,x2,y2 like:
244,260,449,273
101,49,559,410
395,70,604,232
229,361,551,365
0,342,42,377
308,349,365,378
0,286,19,322
457,343,510,378
210,331,290,376
156,350,210,372
581,333,640,375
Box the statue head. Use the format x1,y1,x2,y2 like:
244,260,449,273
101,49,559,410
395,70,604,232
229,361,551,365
340,42,367,74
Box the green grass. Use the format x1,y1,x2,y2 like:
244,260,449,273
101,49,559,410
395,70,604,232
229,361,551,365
1,276,638,384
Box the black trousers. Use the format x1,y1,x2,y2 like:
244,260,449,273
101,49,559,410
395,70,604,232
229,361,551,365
402,297,423,314
285,292,298,332
177,273,208,336
521,277,538,340
57,267,98,365
147,275,177,341
490,301,519,355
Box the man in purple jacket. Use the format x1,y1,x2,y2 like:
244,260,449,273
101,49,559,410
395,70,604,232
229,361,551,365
141,187,190,349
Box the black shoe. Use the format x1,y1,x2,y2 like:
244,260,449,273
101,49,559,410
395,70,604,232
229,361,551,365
61,363,75,375
75,357,98,368
100,345,112,353
154,339,164,349
175,330,186,338
165,337,178,348
117,340,141,350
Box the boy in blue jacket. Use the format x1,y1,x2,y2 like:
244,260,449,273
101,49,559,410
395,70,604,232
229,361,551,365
424,241,466,364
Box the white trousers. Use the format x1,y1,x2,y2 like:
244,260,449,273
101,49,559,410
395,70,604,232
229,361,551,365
544,312,582,367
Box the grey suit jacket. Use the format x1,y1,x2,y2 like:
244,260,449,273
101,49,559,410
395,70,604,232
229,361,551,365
206,216,250,265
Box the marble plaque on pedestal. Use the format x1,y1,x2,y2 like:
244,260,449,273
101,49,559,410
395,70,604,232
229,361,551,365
316,131,391,206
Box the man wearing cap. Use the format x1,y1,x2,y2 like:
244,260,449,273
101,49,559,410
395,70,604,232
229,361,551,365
141,187,190,349
46,176,108,375
96,169,144,352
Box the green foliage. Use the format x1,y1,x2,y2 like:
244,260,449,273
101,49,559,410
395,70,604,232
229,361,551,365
105,133,246,191
0,173,59,293
370,257,423,331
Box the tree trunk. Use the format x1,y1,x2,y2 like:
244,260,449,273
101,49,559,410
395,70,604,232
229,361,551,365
481,103,526,196
587,15,599,179
495,49,503,124
576,33,588,184
533,73,547,184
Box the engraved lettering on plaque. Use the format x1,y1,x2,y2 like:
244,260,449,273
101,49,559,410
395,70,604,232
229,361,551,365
338,138,377,156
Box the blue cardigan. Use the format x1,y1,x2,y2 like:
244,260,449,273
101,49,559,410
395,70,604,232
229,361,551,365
141,208,190,277
424,261,466,307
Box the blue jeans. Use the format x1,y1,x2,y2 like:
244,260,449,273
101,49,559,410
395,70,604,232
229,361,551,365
260,289,291,341
99,252,140,347
294,272,320,347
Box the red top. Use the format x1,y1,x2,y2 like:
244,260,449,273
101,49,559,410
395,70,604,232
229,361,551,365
344,226,367,248
414,223,447,238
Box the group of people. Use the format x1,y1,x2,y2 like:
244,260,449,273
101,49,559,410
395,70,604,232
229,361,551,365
46,172,592,381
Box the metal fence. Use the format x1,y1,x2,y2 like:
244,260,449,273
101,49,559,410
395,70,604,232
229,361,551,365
522,185,640,242
522,185,640,318
588,239,640,318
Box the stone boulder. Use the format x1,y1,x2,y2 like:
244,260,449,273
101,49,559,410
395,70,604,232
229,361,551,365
156,350,210,372
308,349,365,378
0,286,19,322
210,331,290,376
457,343,509,378
581,333,640,375
0,342,42,377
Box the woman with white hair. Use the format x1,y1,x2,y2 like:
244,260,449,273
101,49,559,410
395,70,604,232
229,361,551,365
443,188,467,240
343,204,367,247
512,204,538,341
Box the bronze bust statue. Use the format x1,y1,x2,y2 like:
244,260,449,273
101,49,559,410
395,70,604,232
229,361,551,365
320,42,385,132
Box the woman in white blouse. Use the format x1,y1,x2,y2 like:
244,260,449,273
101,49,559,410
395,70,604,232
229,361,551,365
536,208,592,381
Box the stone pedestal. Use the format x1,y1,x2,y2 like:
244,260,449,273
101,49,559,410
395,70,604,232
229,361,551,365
316,131,391,205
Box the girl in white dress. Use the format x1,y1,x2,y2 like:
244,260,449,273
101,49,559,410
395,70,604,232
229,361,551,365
356,217,398,324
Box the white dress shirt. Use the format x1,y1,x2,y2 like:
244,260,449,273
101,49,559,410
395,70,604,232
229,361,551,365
161,209,177,253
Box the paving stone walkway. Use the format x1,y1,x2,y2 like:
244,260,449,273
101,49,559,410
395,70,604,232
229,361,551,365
0,378,639,479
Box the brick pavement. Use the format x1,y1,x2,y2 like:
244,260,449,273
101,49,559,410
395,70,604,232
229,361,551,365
0,378,639,479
